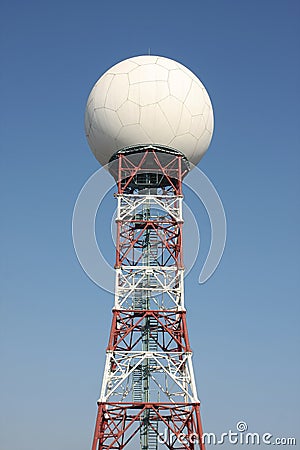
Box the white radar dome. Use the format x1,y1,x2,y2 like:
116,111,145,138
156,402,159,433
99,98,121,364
85,55,214,168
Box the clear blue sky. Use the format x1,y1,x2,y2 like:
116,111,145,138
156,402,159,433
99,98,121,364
1,1,299,449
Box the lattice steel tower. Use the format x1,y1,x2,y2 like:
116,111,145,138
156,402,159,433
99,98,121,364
83,55,214,450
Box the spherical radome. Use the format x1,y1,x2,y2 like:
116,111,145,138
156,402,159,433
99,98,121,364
84,55,214,168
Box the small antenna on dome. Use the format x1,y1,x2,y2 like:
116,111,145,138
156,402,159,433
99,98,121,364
148,47,151,55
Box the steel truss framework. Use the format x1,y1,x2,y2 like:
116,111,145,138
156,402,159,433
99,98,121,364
92,147,206,450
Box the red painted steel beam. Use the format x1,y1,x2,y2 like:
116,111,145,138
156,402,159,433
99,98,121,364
106,310,191,353
93,402,205,450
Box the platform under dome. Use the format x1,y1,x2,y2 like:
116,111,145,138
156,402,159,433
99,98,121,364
85,55,214,168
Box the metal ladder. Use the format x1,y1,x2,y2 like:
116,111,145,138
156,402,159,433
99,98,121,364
149,232,160,266
148,316,158,370
140,198,159,449
133,288,143,309
147,421,158,450
132,366,143,402
140,412,158,450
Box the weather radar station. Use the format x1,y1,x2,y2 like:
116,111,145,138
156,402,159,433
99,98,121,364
84,55,214,450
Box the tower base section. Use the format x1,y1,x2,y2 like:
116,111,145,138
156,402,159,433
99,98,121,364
92,402,206,450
